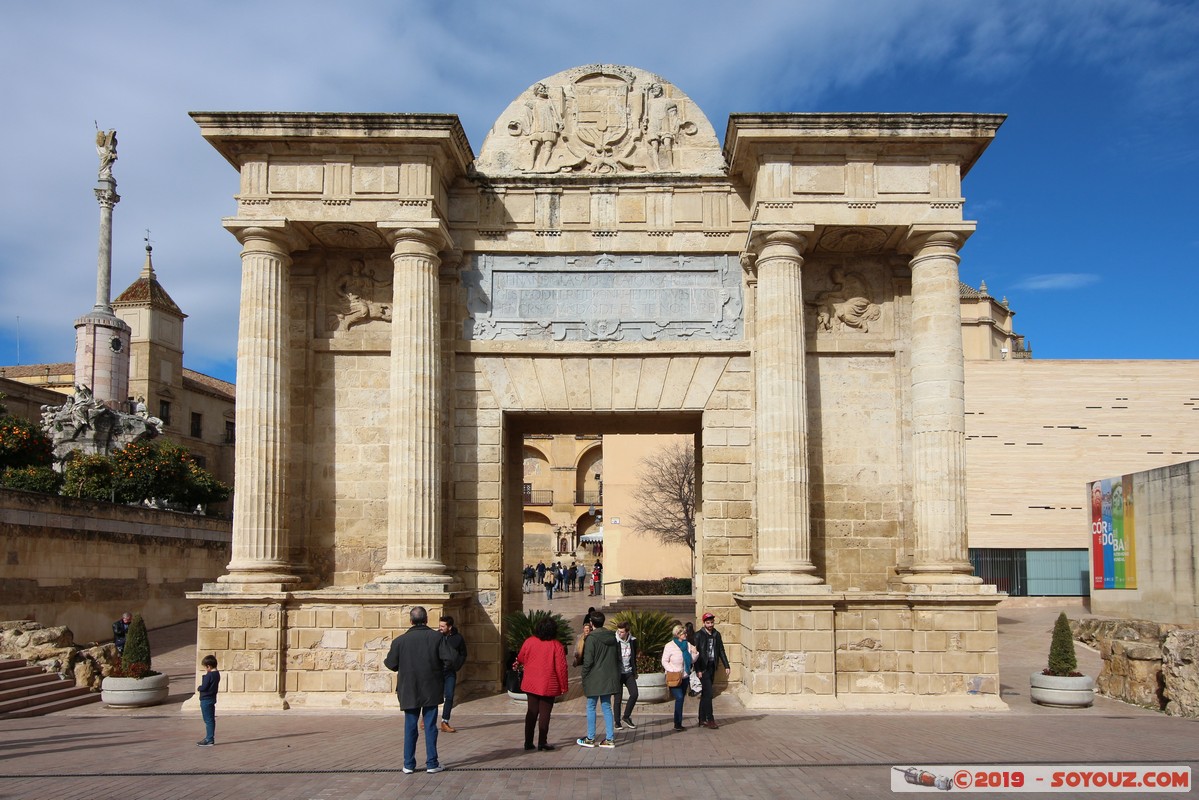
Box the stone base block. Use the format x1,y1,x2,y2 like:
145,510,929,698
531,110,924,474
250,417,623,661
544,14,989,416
734,588,1005,711
189,588,472,711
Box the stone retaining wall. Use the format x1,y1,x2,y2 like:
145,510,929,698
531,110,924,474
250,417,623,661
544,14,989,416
0,488,231,642
1075,617,1199,717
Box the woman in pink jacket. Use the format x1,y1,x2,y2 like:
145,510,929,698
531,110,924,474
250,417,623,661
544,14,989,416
661,622,699,731
515,616,570,751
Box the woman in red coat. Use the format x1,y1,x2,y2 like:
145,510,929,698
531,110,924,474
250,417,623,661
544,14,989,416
515,616,570,751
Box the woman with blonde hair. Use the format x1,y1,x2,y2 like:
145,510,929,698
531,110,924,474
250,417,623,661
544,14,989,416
660,622,698,731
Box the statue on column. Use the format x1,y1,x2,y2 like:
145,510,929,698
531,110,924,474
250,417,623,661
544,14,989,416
95,129,118,181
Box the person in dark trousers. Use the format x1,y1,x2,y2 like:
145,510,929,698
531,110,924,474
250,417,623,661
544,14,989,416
438,615,467,733
694,612,731,729
515,614,569,751
611,621,639,730
196,654,220,746
112,612,132,655
384,606,455,774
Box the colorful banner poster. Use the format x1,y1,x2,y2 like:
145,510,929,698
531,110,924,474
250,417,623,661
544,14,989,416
1089,475,1137,589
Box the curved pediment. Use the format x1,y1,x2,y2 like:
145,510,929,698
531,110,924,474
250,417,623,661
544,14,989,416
476,64,724,178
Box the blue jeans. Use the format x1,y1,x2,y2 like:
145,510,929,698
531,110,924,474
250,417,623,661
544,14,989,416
200,697,216,742
442,672,457,722
585,694,614,741
403,706,440,771
670,685,686,727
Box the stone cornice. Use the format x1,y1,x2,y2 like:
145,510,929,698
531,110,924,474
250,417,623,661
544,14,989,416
191,111,475,175
725,112,1006,180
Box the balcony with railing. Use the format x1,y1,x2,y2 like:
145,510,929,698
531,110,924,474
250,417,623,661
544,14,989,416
523,489,553,505
575,490,602,506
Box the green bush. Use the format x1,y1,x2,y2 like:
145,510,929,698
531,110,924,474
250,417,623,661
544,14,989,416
621,577,693,596
0,415,53,470
1046,611,1079,677
115,614,160,678
62,453,116,501
503,609,574,656
0,465,63,494
606,609,676,672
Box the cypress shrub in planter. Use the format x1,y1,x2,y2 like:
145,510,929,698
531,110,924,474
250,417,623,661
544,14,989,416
1030,612,1094,707
101,614,169,707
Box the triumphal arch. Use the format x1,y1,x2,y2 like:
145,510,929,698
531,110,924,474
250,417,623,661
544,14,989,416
190,65,1006,711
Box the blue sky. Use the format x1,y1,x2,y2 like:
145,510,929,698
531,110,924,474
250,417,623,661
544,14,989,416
1,1,1196,384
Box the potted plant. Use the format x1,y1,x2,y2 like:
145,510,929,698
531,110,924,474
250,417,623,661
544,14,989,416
502,609,573,700
1030,612,1094,707
101,614,170,707
607,609,676,703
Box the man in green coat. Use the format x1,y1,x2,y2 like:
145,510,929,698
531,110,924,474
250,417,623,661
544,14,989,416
577,611,620,749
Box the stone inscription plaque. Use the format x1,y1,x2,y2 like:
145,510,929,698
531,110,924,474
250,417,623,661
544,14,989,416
462,253,742,342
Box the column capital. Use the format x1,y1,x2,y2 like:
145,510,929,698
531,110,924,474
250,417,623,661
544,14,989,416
901,224,975,257
377,222,452,255
93,186,120,208
744,224,815,260
223,218,307,254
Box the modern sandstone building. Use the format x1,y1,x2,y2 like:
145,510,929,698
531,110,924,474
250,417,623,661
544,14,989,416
188,64,1010,711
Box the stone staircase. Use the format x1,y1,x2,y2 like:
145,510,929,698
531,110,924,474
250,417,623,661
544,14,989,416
598,595,697,622
0,659,100,718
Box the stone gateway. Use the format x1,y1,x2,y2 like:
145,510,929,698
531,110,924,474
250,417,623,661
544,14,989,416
189,65,1005,711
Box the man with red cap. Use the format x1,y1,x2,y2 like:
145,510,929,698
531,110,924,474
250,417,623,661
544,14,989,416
693,612,730,729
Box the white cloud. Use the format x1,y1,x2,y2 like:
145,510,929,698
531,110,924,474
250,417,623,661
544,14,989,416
0,0,1195,375
1014,273,1101,291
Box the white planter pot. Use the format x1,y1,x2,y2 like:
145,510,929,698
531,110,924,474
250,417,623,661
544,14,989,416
1030,672,1094,708
101,673,170,707
508,690,527,702
632,672,668,703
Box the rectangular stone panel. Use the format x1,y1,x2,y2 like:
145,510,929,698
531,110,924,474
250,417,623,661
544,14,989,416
462,253,742,342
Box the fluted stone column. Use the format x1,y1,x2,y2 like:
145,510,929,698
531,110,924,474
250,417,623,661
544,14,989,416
374,227,450,590
903,229,980,584
219,224,298,588
744,230,825,591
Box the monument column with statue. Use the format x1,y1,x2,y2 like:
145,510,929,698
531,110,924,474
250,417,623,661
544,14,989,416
73,129,132,407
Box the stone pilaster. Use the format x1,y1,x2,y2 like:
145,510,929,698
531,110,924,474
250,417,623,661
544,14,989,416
219,222,300,589
902,228,980,584
743,229,826,592
373,227,452,591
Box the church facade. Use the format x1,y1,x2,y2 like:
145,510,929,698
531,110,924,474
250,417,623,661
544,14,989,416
189,65,1006,710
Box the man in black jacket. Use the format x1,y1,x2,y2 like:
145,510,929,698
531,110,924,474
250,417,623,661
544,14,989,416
384,607,454,774
112,612,132,655
438,615,467,733
694,612,730,729
611,620,639,730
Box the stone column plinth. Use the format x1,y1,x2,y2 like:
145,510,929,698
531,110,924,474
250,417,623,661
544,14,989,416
743,229,827,593
902,228,979,585
372,227,452,592
218,223,299,590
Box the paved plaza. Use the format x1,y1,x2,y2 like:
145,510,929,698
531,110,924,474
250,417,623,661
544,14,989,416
2,594,1196,799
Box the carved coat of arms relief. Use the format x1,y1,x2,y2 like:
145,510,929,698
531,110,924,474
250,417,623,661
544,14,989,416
503,70,699,175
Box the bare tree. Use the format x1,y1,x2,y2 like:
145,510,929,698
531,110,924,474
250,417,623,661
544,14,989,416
629,440,696,551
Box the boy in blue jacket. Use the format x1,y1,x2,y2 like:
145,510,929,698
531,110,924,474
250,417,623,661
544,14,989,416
197,654,220,746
